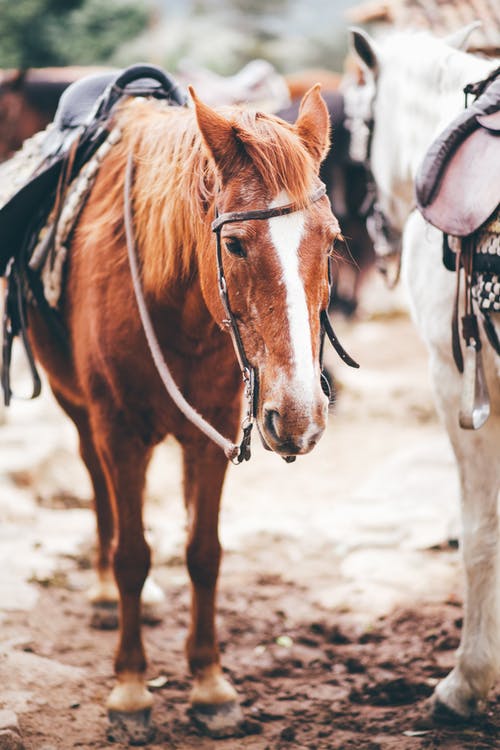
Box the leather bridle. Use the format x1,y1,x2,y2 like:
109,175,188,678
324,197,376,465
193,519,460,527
125,157,358,465
212,183,359,461
345,83,403,287
213,183,325,463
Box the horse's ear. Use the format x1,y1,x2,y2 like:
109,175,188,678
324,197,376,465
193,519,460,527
189,86,241,182
349,27,379,75
444,21,482,51
294,84,330,165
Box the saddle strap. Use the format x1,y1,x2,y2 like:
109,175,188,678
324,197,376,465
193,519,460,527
1,260,41,406
449,237,492,430
451,242,465,372
464,65,500,102
450,236,488,373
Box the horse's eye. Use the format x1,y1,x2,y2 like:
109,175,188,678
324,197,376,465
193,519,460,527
224,237,246,258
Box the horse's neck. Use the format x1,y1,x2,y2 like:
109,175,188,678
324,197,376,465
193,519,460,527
376,41,496,212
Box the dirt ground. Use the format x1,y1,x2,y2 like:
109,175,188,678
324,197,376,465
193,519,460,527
0,274,498,749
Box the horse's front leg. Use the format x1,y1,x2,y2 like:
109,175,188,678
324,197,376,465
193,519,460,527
430,363,500,720
403,215,500,721
91,417,155,744
181,438,243,737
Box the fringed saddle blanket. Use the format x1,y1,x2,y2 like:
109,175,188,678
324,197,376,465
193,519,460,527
29,127,122,308
0,123,122,308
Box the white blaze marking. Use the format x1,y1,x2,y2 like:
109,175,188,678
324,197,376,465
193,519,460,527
268,191,315,399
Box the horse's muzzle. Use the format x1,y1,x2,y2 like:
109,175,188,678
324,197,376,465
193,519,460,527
260,397,327,456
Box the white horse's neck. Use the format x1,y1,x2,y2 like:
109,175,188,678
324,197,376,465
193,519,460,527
372,32,497,225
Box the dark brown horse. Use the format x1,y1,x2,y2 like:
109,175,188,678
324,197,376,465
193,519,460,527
26,84,340,740
278,89,375,317
0,66,108,160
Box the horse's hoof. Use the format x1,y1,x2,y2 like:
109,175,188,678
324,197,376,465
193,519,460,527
107,708,155,746
414,695,471,729
90,601,162,629
90,601,119,630
431,696,472,725
190,700,243,738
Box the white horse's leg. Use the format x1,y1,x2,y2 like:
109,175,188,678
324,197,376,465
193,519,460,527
403,213,500,717
434,404,499,717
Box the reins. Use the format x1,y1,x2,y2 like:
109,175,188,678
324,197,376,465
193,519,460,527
124,153,358,464
124,153,243,463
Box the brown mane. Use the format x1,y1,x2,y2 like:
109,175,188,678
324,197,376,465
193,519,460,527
78,98,317,297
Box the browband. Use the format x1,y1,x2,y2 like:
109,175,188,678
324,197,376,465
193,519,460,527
211,184,326,232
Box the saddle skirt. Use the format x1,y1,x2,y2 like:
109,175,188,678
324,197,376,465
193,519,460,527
416,72,500,237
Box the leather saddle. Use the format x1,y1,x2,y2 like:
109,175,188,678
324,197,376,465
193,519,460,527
416,72,500,237
0,63,187,275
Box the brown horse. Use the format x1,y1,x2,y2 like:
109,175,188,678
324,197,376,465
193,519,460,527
27,85,339,740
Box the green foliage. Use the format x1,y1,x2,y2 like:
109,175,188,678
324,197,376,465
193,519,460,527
0,0,149,68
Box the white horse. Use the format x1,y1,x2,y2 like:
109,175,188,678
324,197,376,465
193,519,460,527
348,26,500,722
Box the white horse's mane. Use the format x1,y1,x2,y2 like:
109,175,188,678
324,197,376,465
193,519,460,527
377,30,497,127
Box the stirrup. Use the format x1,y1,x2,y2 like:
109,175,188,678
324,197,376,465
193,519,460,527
459,342,490,430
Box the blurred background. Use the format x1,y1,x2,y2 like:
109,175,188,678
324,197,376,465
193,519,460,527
1,0,498,78
0,0,358,75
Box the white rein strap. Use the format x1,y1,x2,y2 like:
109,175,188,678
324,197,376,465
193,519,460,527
123,152,241,462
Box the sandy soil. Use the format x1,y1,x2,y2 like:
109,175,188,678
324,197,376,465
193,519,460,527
0,274,498,749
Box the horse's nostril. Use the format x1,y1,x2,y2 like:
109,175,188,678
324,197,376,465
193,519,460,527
264,408,281,442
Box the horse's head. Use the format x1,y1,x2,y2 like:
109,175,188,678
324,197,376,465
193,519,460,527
191,86,339,457
345,28,416,233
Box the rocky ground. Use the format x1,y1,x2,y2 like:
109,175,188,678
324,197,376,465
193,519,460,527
0,274,498,749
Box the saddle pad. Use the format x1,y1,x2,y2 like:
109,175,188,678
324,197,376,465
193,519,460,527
417,126,500,236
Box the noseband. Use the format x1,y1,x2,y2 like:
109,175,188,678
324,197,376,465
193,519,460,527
125,156,357,465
